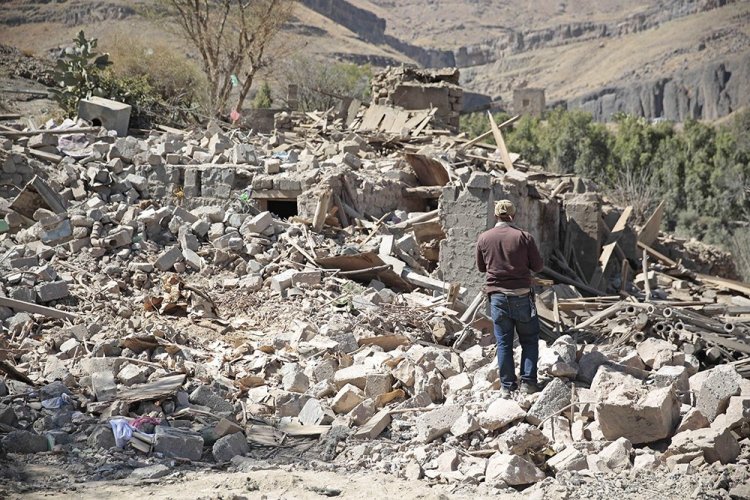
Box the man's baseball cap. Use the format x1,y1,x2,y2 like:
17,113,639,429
495,199,516,217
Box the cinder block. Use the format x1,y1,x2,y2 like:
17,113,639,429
78,97,132,137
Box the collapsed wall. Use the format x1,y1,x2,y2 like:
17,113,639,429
438,171,560,298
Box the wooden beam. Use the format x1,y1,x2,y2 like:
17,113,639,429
541,266,606,297
312,189,332,232
590,206,632,289
0,296,77,320
0,127,100,138
697,274,750,297
638,241,678,267
405,186,443,198
638,200,664,246
487,111,514,171
458,115,519,151
402,270,467,298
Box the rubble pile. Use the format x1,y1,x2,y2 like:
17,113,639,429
0,73,749,497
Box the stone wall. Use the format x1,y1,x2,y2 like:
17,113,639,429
438,172,560,298
371,67,463,130
513,88,546,118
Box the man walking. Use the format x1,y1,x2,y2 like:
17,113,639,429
476,200,544,396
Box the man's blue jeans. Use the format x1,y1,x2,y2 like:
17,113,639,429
490,293,539,389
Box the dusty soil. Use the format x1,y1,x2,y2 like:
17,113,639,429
2,460,487,500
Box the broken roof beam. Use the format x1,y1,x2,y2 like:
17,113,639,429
0,296,77,320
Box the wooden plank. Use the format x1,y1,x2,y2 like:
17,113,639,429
312,189,332,232
316,251,413,291
405,186,443,198
412,108,437,137
541,266,606,297
388,110,410,135
403,270,467,298
246,424,282,446
570,301,626,330
114,374,186,403
22,147,63,163
358,105,388,131
412,221,445,243
698,274,750,298
0,296,77,320
403,153,450,186
638,200,664,246
250,188,302,200
638,241,678,267
458,115,519,151
278,422,330,437
642,249,652,301
358,335,410,351
487,111,514,171
0,127,100,138
590,206,632,289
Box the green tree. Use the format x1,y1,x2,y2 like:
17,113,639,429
539,108,610,177
253,81,273,108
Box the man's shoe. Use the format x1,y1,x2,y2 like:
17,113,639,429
520,382,540,395
499,386,515,398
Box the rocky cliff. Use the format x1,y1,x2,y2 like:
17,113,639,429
566,52,750,121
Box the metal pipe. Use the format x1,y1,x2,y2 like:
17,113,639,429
724,322,736,333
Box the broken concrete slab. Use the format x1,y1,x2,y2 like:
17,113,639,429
595,386,680,444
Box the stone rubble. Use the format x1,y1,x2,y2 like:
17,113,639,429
0,71,749,497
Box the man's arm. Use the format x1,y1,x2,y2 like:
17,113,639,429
476,239,486,273
526,234,544,272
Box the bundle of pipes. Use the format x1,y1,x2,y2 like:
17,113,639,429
567,298,750,372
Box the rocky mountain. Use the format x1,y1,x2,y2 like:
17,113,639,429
0,0,748,121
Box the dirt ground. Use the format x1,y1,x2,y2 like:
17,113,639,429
2,462,503,500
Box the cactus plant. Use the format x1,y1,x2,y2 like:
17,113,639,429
50,30,112,116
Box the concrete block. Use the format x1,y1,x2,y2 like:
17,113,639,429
271,269,297,294
282,368,309,393
154,426,204,461
676,408,710,433
696,365,742,422
466,172,491,189
352,408,391,439
595,386,680,444
298,398,334,425
240,211,273,235
332,384,365,414
189,385,234,414
212,431,248,463
117,363,149,386
415,405,462,443
2,430,48,453
154,247,184,272
334,365,377,391
665,426,740,465
79,97,131,136
497,422,548,455
526,378,572,425
547,446,588,472
291,270,321,287
35,281,70,302
486,453,545,486
477,398,526,431
587,437,632,473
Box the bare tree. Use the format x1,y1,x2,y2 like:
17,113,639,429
163,0,296,117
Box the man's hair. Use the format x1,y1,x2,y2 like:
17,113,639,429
497,214,513,222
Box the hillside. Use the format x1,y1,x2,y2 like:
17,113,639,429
0,0,748,121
